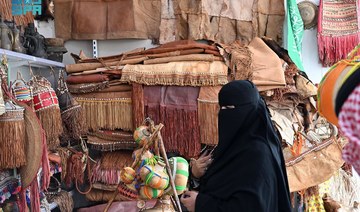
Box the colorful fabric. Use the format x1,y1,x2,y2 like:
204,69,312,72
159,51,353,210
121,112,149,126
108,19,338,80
306,195,326,212
121,61,228,87
318,0,360,66
338,84,360,174
286,0,304,71
0,170,21,203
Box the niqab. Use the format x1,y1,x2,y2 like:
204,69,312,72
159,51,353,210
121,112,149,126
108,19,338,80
196,80,291,212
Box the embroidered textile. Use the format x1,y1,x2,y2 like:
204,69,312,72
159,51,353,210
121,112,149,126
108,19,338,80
318,0,360,66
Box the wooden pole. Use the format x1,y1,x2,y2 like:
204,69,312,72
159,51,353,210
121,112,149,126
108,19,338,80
158,133,183,212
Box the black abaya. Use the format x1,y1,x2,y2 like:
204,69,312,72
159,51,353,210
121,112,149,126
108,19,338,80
195,80,291,212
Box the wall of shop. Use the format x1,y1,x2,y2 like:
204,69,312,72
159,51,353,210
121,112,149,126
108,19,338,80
33,0,360,188
36,0,328,84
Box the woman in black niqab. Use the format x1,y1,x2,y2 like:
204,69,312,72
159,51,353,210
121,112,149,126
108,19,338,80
181,80,291,212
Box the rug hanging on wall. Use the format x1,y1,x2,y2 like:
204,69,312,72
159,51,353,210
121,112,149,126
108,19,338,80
318,0,360,67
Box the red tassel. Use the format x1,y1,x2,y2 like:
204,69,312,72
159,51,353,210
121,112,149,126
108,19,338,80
18,189,28,212
30,179,41,212
41,128,50,190
317,0,360,66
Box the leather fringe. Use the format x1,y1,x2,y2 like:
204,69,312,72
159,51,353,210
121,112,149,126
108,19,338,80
132,83,145,129
46,191,74,212
158,106,201,158
61,104,86,141
36,107,63,151
0,120,26,169
100,151,133,170
41,129,50,191
75,97,133,131
65,151,85,187
30,179,41,212
57,147,70,182
91,163,121,185
198,100,219,145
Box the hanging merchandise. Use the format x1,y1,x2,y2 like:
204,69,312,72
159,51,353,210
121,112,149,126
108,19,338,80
87,130,136,151
0,76,26,169
28,68,63,150
0,99,26,169
297,1,318,30
318,0,360,67
197,86,221,145
286,0,305,71
165,157,189,195
73,91,133,131
286,119,345,192
55,69,86,143
121,61,228,87
11,71,33,104
91,150,133,185
143,86,201,158
18,102,45,189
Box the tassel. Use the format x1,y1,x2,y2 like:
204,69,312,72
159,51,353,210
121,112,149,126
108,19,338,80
0,113,26,169
91,163,121,185
18,189,28,212
65,151,85,187
36,106,63,150
160,106,201,158
132,83,145,129
100,151,133,170
61,104,86,140
41,128,51,190
57,69,87,142
30,178,41,212
197,86,221,146
198,100,219,145
74,92,133,131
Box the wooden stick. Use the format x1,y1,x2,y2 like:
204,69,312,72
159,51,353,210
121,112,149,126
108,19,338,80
103,124,163,212
158,133,183,212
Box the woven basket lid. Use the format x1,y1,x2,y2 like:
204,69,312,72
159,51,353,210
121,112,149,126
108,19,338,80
298,1,318,29
19,103,43,188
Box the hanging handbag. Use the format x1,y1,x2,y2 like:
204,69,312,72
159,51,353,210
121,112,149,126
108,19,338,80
55,69,86,143
286,118,345,192
28,67,63,150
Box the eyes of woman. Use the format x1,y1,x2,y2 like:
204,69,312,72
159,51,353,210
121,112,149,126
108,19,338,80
221,105,236,109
